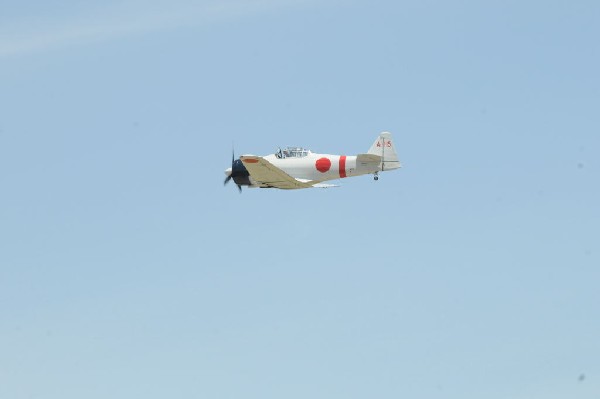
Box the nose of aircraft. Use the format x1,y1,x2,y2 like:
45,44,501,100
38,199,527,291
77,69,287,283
224,158,251,192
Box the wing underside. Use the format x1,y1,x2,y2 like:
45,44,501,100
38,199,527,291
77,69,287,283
240,156,315,189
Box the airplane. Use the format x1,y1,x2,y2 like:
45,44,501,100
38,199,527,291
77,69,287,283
223,132,401,191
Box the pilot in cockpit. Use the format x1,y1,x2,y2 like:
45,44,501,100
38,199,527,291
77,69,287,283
276,148,283,159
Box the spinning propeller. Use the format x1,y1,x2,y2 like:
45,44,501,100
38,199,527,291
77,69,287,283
223,148,242,193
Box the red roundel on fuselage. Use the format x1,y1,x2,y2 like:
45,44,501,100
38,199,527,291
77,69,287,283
315,157,331,173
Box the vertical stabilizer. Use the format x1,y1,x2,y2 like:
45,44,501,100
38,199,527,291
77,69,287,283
367,132,401,170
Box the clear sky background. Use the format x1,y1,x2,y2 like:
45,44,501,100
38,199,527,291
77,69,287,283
1,1,599,398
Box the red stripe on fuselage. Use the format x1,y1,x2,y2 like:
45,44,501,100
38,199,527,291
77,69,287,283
339,155,347,178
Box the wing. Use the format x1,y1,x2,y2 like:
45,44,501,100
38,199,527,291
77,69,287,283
240,156,314,189
296,179,339,188
311,183,339,188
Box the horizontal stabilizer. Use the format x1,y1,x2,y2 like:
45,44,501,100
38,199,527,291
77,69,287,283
357,153,382,165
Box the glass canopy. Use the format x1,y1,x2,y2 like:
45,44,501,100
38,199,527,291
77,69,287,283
276,146,310,158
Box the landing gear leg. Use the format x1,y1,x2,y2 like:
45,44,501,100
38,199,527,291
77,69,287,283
373,172,379,181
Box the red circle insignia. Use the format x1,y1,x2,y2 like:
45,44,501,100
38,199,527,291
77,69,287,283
315,157,331,173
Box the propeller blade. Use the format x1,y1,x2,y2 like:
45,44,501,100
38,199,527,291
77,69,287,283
225,144,242,193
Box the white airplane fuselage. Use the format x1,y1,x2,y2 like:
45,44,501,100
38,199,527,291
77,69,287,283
261,153,373,183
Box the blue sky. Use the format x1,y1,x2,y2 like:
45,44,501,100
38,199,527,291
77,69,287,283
1,1,599,398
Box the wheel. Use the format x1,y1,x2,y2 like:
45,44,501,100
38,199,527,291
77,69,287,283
374,176,379,181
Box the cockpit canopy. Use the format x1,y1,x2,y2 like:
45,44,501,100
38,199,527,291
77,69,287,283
275,146,310,159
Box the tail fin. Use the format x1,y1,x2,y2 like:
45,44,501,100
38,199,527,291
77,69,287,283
367,132,401,170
